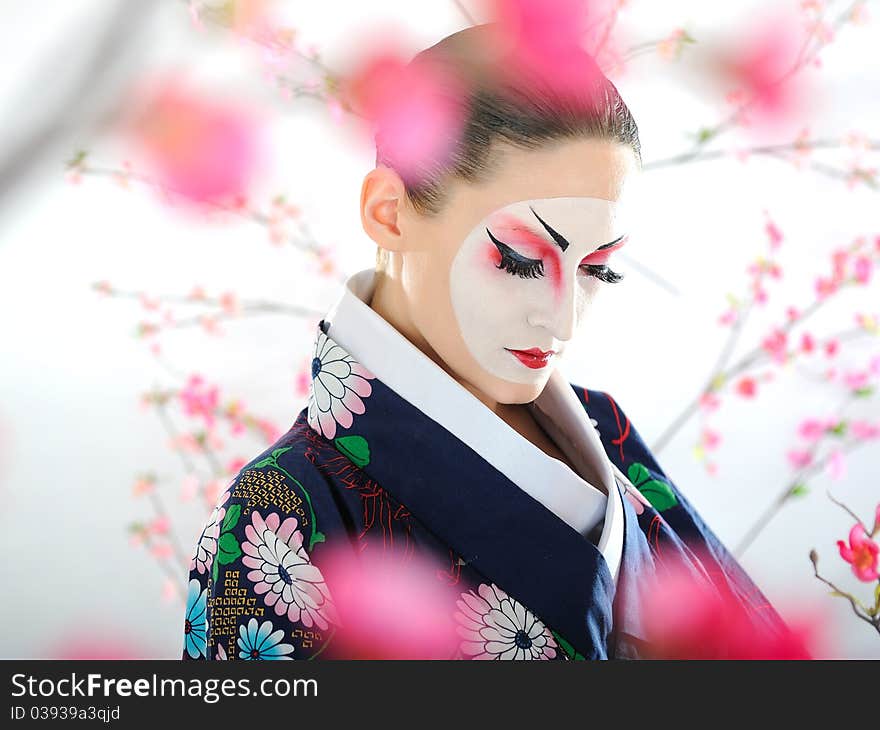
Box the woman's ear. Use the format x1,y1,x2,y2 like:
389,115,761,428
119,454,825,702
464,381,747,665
360,165,408,252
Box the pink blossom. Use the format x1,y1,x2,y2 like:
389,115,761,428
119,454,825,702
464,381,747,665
715,10,810,133
319,542,461,659
761,328,788,364
295,368,311,397
826,449,846,481
797,418,828,442
641,549,814,658
701,428,722,450
718,308,738,326
124,76,264,205
836,524,880,582
161,578,178,603
342,45,466,186
764,217,784,248
824,339,839,358
202,479,223,505
256,418,282,443
218,291,240,314
850,420,880,441
843,370,869,390
785,305,800,321
488,0,610,101
800,332,815,353
226,457,247,475
786,449,812,469
179,374,219,428
150,542,173,560
853,255,873,284
132,477,155,497
814,276,838,299
735,376,757,398
699,392,721,412
179,474,199,502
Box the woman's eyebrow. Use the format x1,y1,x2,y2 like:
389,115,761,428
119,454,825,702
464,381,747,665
527,206,626,253
593,234,627,251
529,206,569,252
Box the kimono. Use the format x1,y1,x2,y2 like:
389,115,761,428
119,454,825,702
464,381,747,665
181,268,794,661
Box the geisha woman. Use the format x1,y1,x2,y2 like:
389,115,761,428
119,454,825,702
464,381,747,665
182,24,801,661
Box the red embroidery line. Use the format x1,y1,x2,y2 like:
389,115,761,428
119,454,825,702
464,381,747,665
604,392,630,463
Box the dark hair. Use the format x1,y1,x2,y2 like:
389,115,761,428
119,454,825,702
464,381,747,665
373,23,642,223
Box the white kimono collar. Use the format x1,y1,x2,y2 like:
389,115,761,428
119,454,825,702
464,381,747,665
320,267,624,585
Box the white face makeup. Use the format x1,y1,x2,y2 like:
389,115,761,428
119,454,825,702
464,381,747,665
449,196,631,385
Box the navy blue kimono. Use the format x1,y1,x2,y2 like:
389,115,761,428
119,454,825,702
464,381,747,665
181,268,794,660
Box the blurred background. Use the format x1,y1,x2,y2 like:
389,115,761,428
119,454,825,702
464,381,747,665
0,0,878,659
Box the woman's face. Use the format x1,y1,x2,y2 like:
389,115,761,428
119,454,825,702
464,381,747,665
384,136,640,405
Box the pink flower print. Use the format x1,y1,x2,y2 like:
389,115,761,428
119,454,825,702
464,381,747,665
837,525,880,582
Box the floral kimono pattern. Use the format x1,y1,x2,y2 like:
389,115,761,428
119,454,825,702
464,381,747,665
182,321,793,661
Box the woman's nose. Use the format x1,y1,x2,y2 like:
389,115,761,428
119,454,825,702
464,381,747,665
526,280,577,342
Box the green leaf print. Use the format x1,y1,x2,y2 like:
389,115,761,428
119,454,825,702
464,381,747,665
551,630,586,660
626,462,678,512
212,531,242,582
251,446,293,469
334,434,371,467
221,503,241,532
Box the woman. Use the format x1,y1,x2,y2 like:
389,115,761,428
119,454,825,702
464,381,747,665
182,24,796,661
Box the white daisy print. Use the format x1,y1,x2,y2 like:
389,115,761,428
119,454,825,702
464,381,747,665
242,510,340,631
307,329,375,440
454,582,558,660
190,489,231,575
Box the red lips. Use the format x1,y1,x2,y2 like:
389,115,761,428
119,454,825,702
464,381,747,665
506,347,555,369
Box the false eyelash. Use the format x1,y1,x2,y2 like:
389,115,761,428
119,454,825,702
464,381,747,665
487,229,544,279
580,264,625,284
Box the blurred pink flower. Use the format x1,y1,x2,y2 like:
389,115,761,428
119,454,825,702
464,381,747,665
124,76,264,205
853,255,873,285
149,515,170,535
717,10,810,133
319,543,460,659
797,418,829,442
179,474,200,502
735,376,757,398
699,391,721,412
786,449,812,469
343,47,466,186
226,457,247,475
761,328,788,364
701,428,722,450
826,448,846,481
800,332,815,353
179,374,219,428
642,552,814,659
851,420,880,440
837,524,879,582
489,0,609,99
